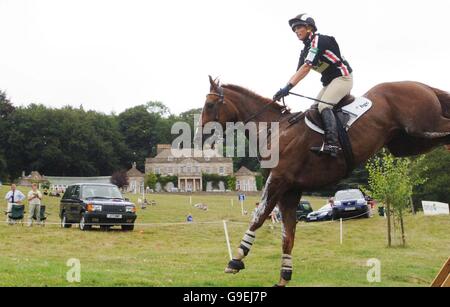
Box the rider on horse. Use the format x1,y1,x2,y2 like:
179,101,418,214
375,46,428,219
273,13,353,157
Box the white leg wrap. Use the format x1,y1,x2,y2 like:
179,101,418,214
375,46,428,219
281,254,293,271
238,230,256,257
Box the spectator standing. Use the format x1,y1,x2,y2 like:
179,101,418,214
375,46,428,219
4,184,25,224
27,183,43,226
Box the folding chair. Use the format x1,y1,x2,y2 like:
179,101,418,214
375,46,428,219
6,204,25,225
32,205,48,226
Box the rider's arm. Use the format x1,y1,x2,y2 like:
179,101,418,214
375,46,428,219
289,64,312,87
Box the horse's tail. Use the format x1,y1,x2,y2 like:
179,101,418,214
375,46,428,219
428,85,450,118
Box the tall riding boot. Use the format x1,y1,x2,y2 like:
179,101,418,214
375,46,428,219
310,108,342,157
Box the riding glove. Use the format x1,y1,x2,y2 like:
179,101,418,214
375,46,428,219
273,83,294,101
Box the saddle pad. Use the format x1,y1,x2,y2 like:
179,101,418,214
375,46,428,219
305,96,373,134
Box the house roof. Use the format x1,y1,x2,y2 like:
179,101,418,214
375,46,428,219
127,163,144,177
20,171,49,182
146,148,232,163
235,166,257,177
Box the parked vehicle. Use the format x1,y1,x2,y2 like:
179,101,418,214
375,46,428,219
60,183,137,231
332,189,370,219
296,200,313,222
306,204,333,222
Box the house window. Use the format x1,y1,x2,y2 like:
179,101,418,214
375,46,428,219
219,167,224,175
187,167,191,173
168,156,173,162
155,168,161,175
168,167,173,175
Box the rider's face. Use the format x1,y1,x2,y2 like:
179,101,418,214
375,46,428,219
294,25,309,41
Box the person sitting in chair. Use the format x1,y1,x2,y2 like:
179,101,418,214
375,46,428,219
4,184,26,225
273,13,353,157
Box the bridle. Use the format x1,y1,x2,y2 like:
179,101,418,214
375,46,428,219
206,86,287,124
206,87,224,121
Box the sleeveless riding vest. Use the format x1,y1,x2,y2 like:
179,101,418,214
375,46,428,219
298,33,352,86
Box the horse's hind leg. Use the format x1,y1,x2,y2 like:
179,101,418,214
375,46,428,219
408,116,450,139
275,188,302,287
225,174,284,274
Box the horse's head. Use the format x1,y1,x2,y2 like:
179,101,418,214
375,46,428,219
201,76,239,127
194,76,240,147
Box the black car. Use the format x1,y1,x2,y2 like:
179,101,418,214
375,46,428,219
296,200,313,222
306,204,333,222
60,183,137,231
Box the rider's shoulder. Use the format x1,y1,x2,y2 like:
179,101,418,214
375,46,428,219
315,33,339,45
315,33,333,40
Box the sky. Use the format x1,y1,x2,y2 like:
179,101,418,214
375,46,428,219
0,0,449,115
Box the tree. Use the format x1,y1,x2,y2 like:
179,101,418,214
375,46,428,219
110,170,129,188
146,101,171,117
255,175,264,191
363,151,425,247
0,90,15,181
227,176,236,191
145,173,157,190
118,102,174,169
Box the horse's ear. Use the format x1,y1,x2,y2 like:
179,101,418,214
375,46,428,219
209,75,219,91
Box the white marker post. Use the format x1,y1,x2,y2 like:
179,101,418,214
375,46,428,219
223,220,233,260
189,195,192,206
231,199,234,208
239,194,245,216
340,218,343,245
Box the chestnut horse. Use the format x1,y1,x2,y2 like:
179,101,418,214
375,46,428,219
201,76,450,286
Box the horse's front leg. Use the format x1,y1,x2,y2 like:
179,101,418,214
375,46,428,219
225,174,283,274
276,189,302,287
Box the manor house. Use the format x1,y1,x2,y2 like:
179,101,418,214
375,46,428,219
145,144,234,192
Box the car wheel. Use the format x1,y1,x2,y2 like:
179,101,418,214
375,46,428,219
121,224,134,231
61,212,72,228
79,213,92,231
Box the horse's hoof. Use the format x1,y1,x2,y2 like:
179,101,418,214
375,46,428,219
224,259,245,274
273,284,286,287
224,267,240,274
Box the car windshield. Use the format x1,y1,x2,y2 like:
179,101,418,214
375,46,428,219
318,204,332,212
81,185,123,199
335,190,364,201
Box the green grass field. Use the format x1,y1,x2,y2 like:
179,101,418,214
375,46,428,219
0,185,448,287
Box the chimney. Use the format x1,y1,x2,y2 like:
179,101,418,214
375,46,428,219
157,144,171,155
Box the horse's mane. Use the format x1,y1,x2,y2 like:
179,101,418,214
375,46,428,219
222,84,286,112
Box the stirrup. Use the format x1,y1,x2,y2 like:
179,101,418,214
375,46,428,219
310,143,325,156
310,143,341,158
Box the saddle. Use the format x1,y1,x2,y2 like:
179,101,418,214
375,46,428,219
305,95,356,177
305,95,354,130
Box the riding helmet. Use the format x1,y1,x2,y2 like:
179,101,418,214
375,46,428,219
289,13,317,32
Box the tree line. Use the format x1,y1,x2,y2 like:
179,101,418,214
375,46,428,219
0,90,200,181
